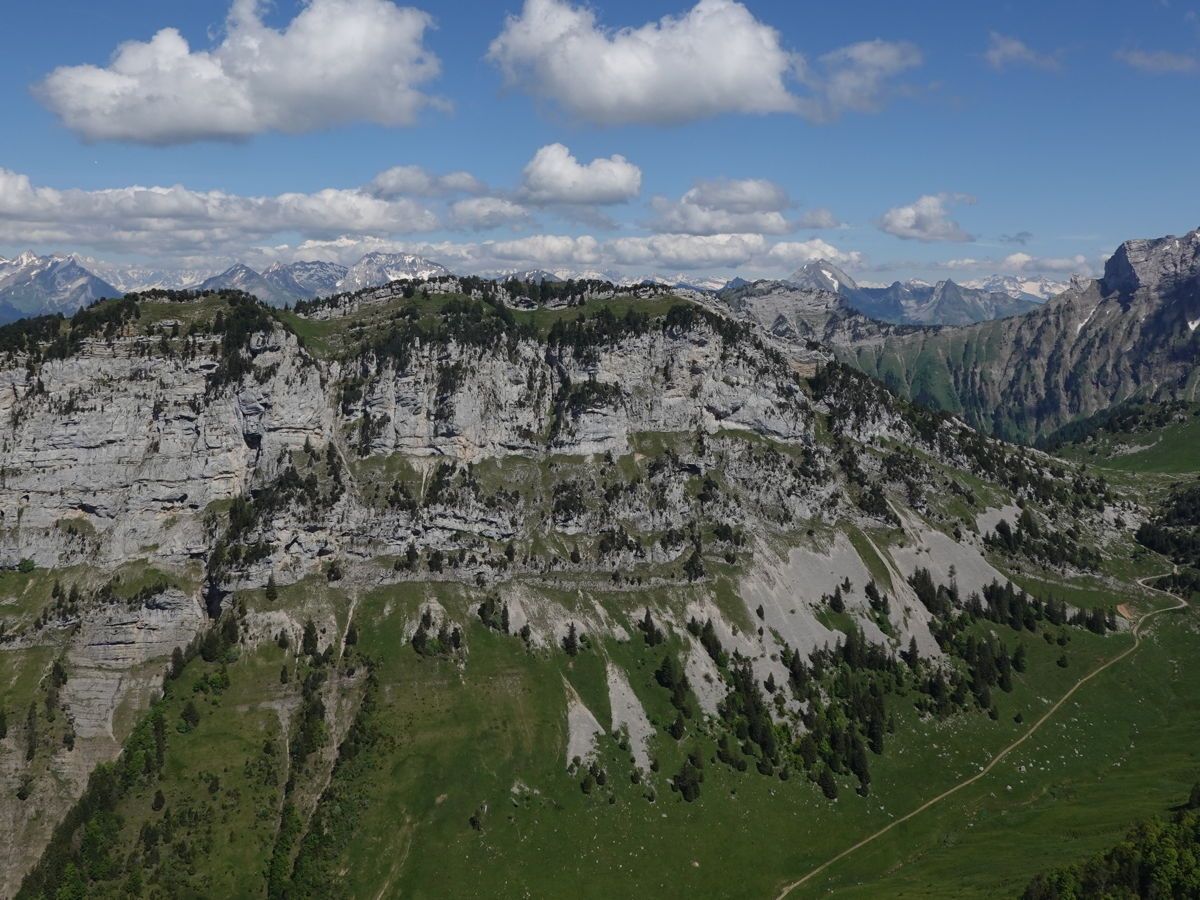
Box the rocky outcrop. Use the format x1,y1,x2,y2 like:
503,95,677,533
0,588,205,897
0,327,329,568
837,230,1200,441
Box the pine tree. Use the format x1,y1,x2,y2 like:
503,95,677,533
265,574,278,602
818,765,838,800
181,700,200,731
829,585,846,613
170,646,185,679
1012,643,1028,673
302,619,319,657
24,702,37,761
563,623,580,657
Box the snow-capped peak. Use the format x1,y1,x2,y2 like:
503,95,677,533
961,274,1067,303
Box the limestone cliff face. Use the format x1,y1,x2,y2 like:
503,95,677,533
350,325,808,462
0,328,329,568
0,311,810,572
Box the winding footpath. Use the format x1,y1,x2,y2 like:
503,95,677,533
775,572,1190,899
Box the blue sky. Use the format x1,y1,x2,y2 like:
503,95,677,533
2,0,1198,281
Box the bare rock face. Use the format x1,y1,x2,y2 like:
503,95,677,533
0,310,813,575
0,328,329,568
0,588,205,897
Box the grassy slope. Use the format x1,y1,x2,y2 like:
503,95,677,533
805,595,1197,898
1056,413,1200,474
302,572,1196,900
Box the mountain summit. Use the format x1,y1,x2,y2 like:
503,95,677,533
0,253,118,323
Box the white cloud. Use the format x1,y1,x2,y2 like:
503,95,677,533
797,39,923,121
449,197,531,230
257,233,607,271
0,167,439,257
520,143,642,205
253,230,867,277
368,165,485,198
766,239,862,268
608,233,768,268
1003,252,1090,274
648,198,792,236
488,0,919,126
984,32,1060,71
864,251,1092,280
795,208,841,229
649,183,786,236
879,193,975,242
489,234,603,264
683,178,790,214
488,0,799,125
648,177,838,236
37,0,443,144
1115,48,1198,74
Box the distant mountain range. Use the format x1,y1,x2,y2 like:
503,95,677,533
783,260,1056,326
961,274,1068,304
0,247,1070,326
839,230,1200,441
0,253,119,324
0,252,456,319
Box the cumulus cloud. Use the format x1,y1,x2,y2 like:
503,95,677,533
683,178,790,214
449,197,531,230
368,165,484,198
984,32,1060,71
647,177,838,236
766,239,862,268
0,161,866,278
649,178,788,235
279,230,864,275
1115,48,1198,73
866,251,1092,280
879,193,975,242
795,208,841,229
0,166,439,257
607,233,767,268
488,0,799,125
519,143,642,205
37,0,443,144
1003,252,1090,274
649,198,791,236
488,0,920,126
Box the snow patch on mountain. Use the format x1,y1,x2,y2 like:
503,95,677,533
336,253,451,293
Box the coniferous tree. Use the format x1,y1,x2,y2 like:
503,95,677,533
1012,643,1028,673
180,700,200,731
302,619,319,658
24,703,37,761
818,765,838,800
